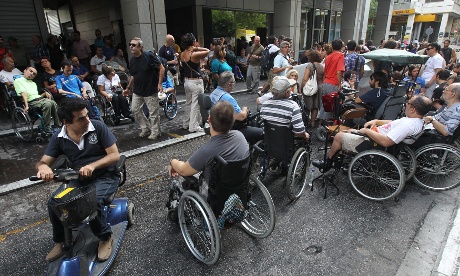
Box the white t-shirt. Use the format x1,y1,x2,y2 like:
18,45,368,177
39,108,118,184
0,68,22,84
377,117,424,144
267,44,280,54
90,55,106,72
421,53,444,82
96,74,120,93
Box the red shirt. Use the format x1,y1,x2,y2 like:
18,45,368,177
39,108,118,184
324,51,345,86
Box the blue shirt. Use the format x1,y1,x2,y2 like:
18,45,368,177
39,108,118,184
55,73,84,97
344,52,366,82
103,46,116,60
72,64,89,76
211,59,232,87
162,75,174,90
403,76,425,95
210,86,242,114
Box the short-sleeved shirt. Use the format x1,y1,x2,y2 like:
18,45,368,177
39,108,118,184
377,117,425,144
247,44,264,66
211,59,232,87
55,73,84,97
158,45,176,61
45,120,117,175
210,86,242,114
103,47,116,60
344,52,366,82
97,74,120,93
260,98,305,134
162,75,174,90
359,87,391,118
129,51,161,97
13,77,40,102
324,51,345,86
72,40,91,59
188,130,249,183
403,76,425,95
72,64,89,76
0,68,22,84
433,102,460,136
273,53,290,77
421,53,444,82
90,55,106,72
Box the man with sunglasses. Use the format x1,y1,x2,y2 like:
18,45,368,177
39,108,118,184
312,95,432,172
421,43,444,98
13,66,61,133
126,37,164,140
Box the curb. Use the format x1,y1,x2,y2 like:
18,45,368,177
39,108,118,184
0,132,206,195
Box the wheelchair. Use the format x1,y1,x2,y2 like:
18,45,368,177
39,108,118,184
1,83,54,143
93,85,134,126
158,91,178,120
410,128,460,191
251,121,311,201
166,154,276,265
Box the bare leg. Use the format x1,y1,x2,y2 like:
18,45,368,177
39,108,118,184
328,132,344,159
310,108,318,126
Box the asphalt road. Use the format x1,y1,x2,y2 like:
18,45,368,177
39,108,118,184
0,87,459,275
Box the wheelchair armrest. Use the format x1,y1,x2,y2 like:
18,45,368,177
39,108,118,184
252,144,264,154
115,155,126,173
214,155,228,166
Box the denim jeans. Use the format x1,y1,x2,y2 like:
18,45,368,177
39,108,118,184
48,173,119,242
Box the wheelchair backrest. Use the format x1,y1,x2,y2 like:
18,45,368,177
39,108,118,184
116,72,130,89
198,93,212,126
375,96,405,120
264,120,295,161
208,154,251,215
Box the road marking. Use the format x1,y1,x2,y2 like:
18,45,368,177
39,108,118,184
0,219,48,242
0,175,166,243
436,207,460,275
165,132,184,138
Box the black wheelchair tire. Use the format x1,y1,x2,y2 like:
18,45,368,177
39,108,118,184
164,93,177,120
12,107,33,141
286,147,309,201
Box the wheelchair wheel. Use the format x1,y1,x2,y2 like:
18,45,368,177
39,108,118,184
286,147,309,201
395,145,416,181
413,144,460,191
178,190,221,265
12,108,33,141
240,176,276,238
164,93,177,120
316,127,327,142
348,150,405,201
93,95,107,122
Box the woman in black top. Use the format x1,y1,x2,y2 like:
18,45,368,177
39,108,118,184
41,57,62,101
180,33,209,132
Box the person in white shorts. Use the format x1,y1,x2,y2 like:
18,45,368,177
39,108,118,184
312,95,433,172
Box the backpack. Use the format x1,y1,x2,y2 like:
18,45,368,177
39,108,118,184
267,50,280,71
260,45,272,71
302,63,318,96
144,50,167,82
225,50,237,68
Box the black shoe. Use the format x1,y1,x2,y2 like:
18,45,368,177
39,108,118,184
128,115,135,122
312,159,332,172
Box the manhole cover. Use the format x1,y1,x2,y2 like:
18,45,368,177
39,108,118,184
304,245,322,255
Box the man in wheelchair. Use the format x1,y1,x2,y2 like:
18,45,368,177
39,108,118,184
313,95,433,172
13,66,61,132
35,97,120,262
168,100,249,201
416,82,460,146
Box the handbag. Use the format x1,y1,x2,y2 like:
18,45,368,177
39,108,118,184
302,63,318,96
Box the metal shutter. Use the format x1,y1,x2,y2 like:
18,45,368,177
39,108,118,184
0,0,43,54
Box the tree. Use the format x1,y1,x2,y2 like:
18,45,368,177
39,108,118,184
367,0,378,40
212,10,235,38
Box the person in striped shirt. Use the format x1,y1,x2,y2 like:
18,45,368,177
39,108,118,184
260,76,310,140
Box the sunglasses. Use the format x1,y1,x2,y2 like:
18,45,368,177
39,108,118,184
426,47,433,51
129,43,138,47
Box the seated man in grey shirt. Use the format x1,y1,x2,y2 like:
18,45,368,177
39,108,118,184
168,101,249,189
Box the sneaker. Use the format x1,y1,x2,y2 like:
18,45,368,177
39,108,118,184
148,133,161,140
190,126,204,133
139,129,150,137
45,242,64,262
312,159,332,172
98,236,113,262
257,91,264,97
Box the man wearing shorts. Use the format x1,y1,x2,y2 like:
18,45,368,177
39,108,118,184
312,95,432,172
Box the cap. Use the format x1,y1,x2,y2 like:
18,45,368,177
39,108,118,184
7,36,17,41
272,76,297,92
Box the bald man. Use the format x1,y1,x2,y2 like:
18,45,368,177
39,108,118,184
159,34,179,85
246,35,264,93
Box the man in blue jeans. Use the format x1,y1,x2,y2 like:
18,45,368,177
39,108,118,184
35,97,120,262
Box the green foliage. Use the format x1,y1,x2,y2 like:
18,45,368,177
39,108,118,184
211,10,267,38
367,0,378,40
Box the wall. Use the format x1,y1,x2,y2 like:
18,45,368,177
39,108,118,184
70,0,113,44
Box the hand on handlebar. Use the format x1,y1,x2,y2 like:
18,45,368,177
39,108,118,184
79,164,95,178
36,164,55,182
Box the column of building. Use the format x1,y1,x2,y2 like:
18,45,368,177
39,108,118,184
373,0,393,43
273,0,302,58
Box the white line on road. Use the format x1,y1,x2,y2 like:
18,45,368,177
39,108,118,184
437,207,460,275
